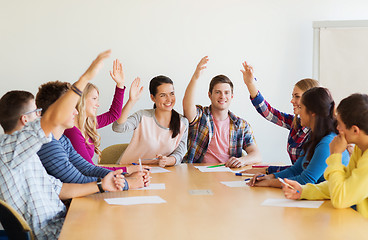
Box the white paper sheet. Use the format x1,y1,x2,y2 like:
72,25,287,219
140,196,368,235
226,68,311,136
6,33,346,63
149,167,171,173
220,181,249,187
194,166,235,173
261,198,324,208
104,196,166,205
135,183,166,190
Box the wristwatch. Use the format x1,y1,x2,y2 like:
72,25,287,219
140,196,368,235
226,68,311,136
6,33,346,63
97,178,105,193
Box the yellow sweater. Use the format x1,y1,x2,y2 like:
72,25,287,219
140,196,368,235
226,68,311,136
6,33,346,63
301,145,368,218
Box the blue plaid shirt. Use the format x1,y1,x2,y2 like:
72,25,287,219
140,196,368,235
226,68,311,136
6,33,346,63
185,105,256,163
0,119,66,239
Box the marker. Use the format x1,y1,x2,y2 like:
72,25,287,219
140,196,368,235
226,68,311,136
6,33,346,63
207,164,225,168
252,165,269,168
278,178,300,193
244,178,251,182
235,173,255,176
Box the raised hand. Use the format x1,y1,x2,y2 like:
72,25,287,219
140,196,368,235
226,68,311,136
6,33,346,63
109,59,125,88
81,49,111,82
192,56,209,80
129,77,144,103
240,60,255,86
240,60,258,98
330,132,348,154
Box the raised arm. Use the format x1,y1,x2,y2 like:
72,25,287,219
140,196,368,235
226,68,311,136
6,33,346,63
240,60,258,99
241,60,295,129
96,59,127,128
109,59,126,89
116,77,143,124
41,50,111,136
183,56,209,123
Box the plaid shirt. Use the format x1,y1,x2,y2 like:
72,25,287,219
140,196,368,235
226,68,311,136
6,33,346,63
0,119,66,239
185,105,255,163
251,91,310,164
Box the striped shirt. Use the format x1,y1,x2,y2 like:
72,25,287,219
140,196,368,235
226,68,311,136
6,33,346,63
0,119,66,239
38,135,111,183
251,91,310,164
185,105,255,163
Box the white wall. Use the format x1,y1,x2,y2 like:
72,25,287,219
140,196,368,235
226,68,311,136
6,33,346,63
1,0,368,164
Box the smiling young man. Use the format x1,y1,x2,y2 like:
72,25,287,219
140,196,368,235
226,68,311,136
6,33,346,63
183,56,261,167
282,93,368,218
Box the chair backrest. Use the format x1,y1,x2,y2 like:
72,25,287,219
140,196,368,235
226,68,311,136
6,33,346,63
99,144,129,164
0,199,34,240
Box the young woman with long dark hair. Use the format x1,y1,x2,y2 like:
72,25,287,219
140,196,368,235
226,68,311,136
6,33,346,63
247,87,350,188
282,93,368,218
112,75,188,167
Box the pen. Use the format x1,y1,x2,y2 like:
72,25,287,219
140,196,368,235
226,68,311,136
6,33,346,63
278,178,300,193
139,158,143,172
235,173,254,176
244,178,251,182
207,164,225,168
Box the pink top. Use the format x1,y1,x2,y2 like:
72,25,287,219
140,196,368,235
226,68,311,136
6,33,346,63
202,117,230,163
64,86,127,172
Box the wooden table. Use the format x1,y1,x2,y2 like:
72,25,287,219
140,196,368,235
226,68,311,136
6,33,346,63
59,164,367,240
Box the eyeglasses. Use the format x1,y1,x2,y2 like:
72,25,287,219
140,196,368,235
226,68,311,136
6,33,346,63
23,108,42,117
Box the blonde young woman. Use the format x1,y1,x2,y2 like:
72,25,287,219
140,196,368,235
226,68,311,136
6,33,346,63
64,59,142,173
241,61,320,175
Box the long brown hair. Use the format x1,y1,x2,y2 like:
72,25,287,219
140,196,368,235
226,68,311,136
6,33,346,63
149,75,180,138
301,87,337,167
75,83,102,160
291,78,320,129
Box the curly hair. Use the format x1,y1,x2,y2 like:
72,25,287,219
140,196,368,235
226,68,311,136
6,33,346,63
75,83,102,160
36,81,71,115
